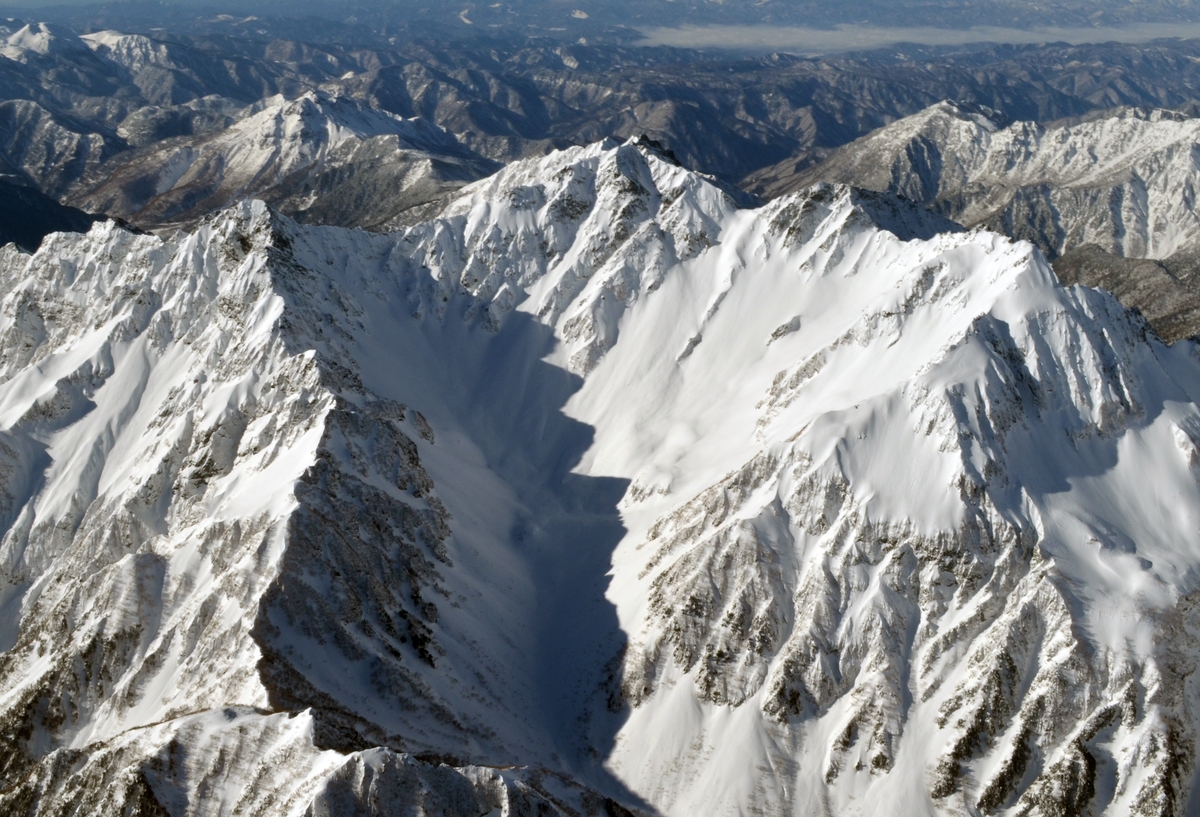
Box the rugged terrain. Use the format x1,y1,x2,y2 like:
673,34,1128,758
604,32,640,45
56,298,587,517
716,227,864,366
769,101,1200,340
2,138,1200,816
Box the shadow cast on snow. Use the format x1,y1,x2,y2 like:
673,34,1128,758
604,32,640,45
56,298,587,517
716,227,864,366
262,251,647,808
458,303,639,804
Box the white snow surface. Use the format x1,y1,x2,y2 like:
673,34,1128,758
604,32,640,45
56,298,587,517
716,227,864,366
70,87,494,231
82,29,177,74
216,91,464,166
2,137,1200,815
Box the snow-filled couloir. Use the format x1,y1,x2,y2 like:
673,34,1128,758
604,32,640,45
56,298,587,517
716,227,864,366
2,136,1200,816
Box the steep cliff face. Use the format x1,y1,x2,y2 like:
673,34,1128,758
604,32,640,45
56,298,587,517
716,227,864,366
2,139,1200,816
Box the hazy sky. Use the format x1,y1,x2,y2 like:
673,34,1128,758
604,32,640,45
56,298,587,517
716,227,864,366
6,0,1200,57
638,22,1200,54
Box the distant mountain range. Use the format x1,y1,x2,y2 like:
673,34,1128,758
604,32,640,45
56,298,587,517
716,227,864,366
11,18,1200,230
18,0,1200,40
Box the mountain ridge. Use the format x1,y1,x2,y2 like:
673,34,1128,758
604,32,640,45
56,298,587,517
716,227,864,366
770,101,1200,261
18,17,1200,230
769,100,1200,341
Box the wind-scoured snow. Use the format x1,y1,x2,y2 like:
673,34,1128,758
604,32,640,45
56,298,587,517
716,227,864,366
1,137,1200,816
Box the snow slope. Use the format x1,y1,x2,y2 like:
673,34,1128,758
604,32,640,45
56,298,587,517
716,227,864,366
783,101,1200,261
2,138,1200,816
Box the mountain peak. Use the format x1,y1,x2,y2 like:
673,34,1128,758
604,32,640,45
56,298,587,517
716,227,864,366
1,21,91,63
74,91,498,232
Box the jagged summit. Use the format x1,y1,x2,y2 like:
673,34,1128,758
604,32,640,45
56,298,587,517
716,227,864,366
3,140,1200,816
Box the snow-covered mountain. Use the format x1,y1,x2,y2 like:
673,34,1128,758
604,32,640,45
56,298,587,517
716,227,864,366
769,102,1200,263
0,21,93,65
0,23,500,233
3,138,1200,816
19,15,1200,241
72,91,498,231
